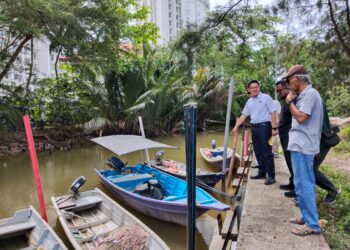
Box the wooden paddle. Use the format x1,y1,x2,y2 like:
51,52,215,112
226,133,238,188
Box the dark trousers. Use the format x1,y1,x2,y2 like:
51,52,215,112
314,146,338,193
280,135,337,193
280,135,294,187
252,124,275,179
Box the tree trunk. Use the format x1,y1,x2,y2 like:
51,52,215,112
55,46,62,83
0,35,33,83
26,37,34,94
328,0,350,57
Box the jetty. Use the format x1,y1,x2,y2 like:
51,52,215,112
210,155,330,250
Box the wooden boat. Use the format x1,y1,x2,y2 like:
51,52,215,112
200,147,237,167
149,158,226,188
52,187,169,250
0,206,67,250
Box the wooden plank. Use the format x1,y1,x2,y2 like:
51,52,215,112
209,235,232,250
232,178,240,188
236,167,247,177
0,221,35,237
209,235,224,249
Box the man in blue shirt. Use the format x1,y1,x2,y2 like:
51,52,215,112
284,65,323,236
231,80,278,185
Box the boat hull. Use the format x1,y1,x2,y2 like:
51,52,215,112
95,164,230,226
52,188,169,250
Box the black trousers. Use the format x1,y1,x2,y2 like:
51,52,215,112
280,134,294,187
252,124,275,179
314,146,338,193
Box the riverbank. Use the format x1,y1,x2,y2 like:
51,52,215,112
0,127,91,156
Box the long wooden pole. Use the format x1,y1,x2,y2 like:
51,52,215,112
222,78,235,191
23,115,48,222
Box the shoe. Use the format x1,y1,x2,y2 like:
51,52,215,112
292,198,299,206
251,165,259,169
324,188,341,204
274,153,280,158
291,225,321,236
250,174,266,179
264,178,276,185
284,190,296,198
280,183,294,190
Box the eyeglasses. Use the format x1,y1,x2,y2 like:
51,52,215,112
276,87,287,94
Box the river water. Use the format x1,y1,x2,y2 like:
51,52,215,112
0,129,240,249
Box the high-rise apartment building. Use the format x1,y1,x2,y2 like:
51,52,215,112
138,0,210,45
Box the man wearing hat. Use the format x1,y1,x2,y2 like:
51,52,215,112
231,80,278,185
283,65,323,236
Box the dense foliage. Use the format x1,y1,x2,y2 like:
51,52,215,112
0,1,349,134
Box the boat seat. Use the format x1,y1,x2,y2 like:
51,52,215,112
64,196,103,212
109,173,152,184
0,221,35,237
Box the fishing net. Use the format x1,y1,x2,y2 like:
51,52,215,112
93,224,149,250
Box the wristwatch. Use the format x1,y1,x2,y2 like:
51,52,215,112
272,127,278,130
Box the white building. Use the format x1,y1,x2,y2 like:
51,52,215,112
138,0,210,45
1,36,57,87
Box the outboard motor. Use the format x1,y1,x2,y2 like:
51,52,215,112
211,139,217,149
148,179,164,200
134,179,164,200
154,150,165,165
106,157,127,174
70,176,86,195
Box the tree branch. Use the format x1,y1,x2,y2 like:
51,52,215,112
0,34,33,83
345,0,350,31
327,0,350,56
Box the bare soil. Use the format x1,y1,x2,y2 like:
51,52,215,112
324,153,350,178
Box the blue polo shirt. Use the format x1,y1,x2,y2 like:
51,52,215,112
242,93,276,124
288,85,323,155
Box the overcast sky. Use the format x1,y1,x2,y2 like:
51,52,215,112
210,0,273,10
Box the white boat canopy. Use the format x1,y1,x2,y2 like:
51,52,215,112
91,135,176,156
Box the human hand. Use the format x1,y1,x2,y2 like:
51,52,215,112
231,127,238,135
286,92,297,103
272,129,278,136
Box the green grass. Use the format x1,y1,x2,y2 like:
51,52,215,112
317,164,350,250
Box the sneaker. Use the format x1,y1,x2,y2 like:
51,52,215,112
280,183,294,190
250,174,266,179
264,178,276,185
284,190,297,198
324,189,341,204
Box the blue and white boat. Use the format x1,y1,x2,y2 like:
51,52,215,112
92,135,230,226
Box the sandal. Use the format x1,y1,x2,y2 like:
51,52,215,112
289,217,305,225
292,225,321,236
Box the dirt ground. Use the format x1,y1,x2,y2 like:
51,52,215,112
324,153,350,178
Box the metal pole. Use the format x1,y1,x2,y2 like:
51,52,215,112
184,102,197,250
221,78,235,191
274,34,278,100
138,116,150,163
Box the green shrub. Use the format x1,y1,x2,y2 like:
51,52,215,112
317,165,350,249
340,125,350,141
327,86,350,117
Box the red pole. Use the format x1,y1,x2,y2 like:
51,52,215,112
243,130,249,157
23,115,48,222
